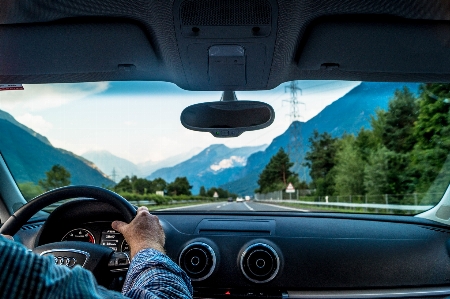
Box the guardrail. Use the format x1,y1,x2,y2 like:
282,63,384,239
255,199,433,212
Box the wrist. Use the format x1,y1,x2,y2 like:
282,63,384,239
131,243,165,258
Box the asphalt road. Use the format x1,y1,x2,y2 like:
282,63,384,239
160,201,308,212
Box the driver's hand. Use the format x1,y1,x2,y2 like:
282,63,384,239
112,206,165,259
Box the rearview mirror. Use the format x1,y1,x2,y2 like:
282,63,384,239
181,100,275,138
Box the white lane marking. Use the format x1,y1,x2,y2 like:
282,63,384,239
243,202,254,211
216,205,221,208
158,202,224,211
256,202,309,212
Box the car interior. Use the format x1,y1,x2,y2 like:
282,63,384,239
2,0,450,298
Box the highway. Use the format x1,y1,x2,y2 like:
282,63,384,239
159,201,309,212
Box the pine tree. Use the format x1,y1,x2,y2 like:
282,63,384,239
382,87,419,153
304,130,339,196
256,148,294,193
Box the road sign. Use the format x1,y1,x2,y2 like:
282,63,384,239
286,183,295,193
213,191,219,198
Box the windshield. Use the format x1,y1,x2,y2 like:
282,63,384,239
0,81,448,215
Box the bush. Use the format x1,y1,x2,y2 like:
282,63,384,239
115,192,220,205
18,182,44,201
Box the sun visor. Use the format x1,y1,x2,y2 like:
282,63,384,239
297,18,450,74
0,21,160,80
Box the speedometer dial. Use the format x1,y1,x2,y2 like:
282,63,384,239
62,228,96,244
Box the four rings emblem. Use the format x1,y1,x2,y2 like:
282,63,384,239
54,256,77,268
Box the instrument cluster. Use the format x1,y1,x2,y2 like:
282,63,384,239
60,222,129,252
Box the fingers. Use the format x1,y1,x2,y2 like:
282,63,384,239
137,206,149,212
112,206,151,232
136,206,150,216
111,220,127,233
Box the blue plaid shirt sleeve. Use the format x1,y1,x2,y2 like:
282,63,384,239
0,236,192,299
122,249,193,299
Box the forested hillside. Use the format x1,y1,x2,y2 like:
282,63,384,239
303,84,450,206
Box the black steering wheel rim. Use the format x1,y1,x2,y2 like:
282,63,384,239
0,185,136,236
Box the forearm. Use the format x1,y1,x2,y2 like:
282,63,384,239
122,249,193,299
0,236,125,299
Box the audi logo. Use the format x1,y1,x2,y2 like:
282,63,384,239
54,256,77,268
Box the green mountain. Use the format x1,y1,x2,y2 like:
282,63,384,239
0,112,114,187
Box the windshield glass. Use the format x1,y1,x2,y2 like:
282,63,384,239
0,81,448,215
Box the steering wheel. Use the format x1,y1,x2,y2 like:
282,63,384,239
0,185,137,287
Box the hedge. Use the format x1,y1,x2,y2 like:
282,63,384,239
116,192,221,205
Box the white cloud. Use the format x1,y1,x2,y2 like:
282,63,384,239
0,82,109,113
16,113,53,134
210,156,246,171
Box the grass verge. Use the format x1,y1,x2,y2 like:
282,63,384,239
260,201,410,214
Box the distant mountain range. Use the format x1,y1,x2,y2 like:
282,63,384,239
136,147,202,177
147,144,267,194
82,147,202,180
0,110,113,187
219,82,421,195
82,150,141,181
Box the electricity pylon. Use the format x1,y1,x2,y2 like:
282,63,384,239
284,81,306,182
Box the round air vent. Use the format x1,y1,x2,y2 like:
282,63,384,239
240,243,279,283
179,242,216,281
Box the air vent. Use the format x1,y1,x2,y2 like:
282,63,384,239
179,242,216,281
180,0,271,26
20,223,42,231
240,243,279,283
421,226,450,234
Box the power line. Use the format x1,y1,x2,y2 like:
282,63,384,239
111,168,117,183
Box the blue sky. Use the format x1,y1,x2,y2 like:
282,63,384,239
0,80,360,164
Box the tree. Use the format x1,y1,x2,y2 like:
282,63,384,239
114,176,133,193
199,186,207,196
333,136,365,196
38,164,71,191
167,177,192,196
132,177,153,194
151,178,167,193
414,83,450,150
364,147,412,203
355,127,380,162
381,87,419,153
256,148,295,193
304,130,339,196
409,83,450,194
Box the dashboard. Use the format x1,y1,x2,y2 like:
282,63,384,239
15,199,450,299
